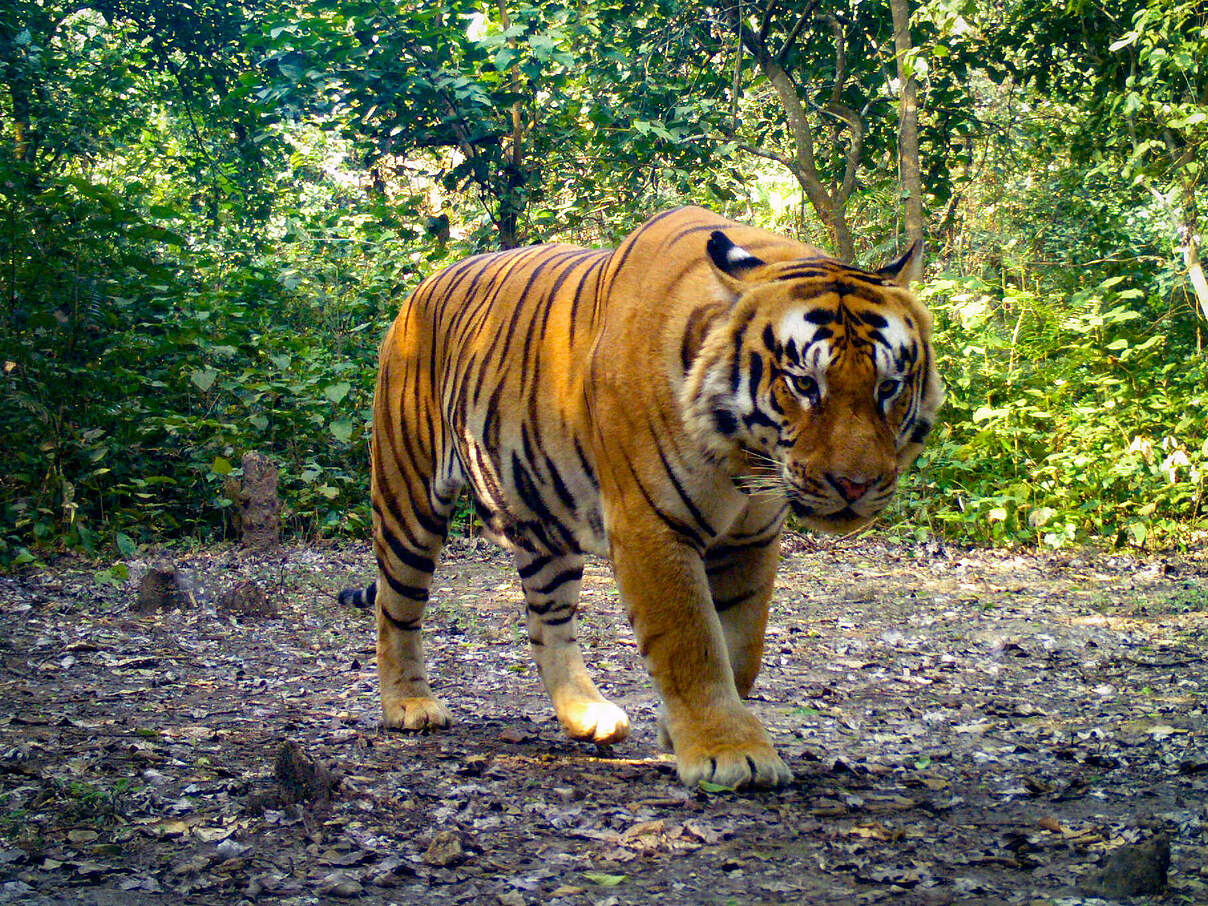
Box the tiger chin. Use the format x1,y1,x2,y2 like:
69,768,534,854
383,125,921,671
345,207,944,790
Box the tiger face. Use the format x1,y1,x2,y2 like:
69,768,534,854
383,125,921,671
685,231,944,535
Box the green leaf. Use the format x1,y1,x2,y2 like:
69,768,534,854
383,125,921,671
697,779,737,793
324,382,351,403
191,368,217,392
94,563,128,587
493,47,518,70
1108,31,1138,52
115,532,137,557
212,456,234,476
582,872,626,886
971,406,1007,424
329,418,354,443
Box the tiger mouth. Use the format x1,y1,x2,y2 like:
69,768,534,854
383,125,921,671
791,500,860,522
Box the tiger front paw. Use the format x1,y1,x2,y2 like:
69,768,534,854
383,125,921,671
558,700,630,746
382,696,452,732
669,709,792,789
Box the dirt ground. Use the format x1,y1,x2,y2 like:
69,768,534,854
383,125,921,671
1,535,1206,905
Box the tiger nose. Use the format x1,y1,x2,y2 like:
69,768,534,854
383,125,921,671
828,474,875,502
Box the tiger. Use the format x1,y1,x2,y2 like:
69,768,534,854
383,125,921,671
342,206,944,789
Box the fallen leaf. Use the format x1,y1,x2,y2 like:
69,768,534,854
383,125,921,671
583,872,626,886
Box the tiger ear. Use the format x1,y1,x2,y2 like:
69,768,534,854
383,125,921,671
876,239,924,287
707,231,766,292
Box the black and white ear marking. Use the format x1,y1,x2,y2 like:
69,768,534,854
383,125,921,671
876,239,924,287
707,230,766,278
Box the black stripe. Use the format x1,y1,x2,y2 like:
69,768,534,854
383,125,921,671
528,567,583,597
381,609,422,632
471,250,581,408
510,452,577,548
618,453,704,551
602,208,687,293
652,437,715,536
910,419,932,443
714,589,758,612
518,554,553,580
573,438,598,489
376,518,436,575
713,408,738,435
742,408,778,430
428,252,504,332
773,267,830,281
375,555,431,601
568,252,609,344
728,309,756,391
747,351,764,393
527,599,574,617
762,323,778,354
380,570,430,603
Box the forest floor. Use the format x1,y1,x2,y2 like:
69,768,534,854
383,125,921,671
0,535,1206,906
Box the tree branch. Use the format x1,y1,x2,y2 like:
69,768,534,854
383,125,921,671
775,0,819,65
758,0,778,44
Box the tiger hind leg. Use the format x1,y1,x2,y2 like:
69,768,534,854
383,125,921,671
372,491,456,732
516,550,630,745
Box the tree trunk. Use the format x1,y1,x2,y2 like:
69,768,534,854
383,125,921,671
889,0,924,246
761,55,856,260
1185,233,1208,324
495,0,525,250
235,451,281,550
1149,185,1208,328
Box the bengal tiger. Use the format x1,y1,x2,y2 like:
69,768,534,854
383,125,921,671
342,207,943,788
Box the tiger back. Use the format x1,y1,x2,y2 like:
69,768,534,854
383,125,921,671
357,206,943,788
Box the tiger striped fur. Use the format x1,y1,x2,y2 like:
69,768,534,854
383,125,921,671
351,207,944,788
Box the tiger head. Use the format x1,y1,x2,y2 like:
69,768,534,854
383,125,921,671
683,231,944,534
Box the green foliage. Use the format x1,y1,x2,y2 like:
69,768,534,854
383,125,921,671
889,270,1206,548
0,120,428,563
2,0,1206,562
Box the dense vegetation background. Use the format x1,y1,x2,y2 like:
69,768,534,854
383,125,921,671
2,0,1206,566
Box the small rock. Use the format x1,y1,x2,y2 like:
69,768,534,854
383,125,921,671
423,830,465,867
217,580,277,619
498,892,526,906
273,741,340,805
74,860,111,880
133,564,195,612
317,872,363,897
215,839,249,860
171,853,213,876
1080,833,1169,897
367,857,413,887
